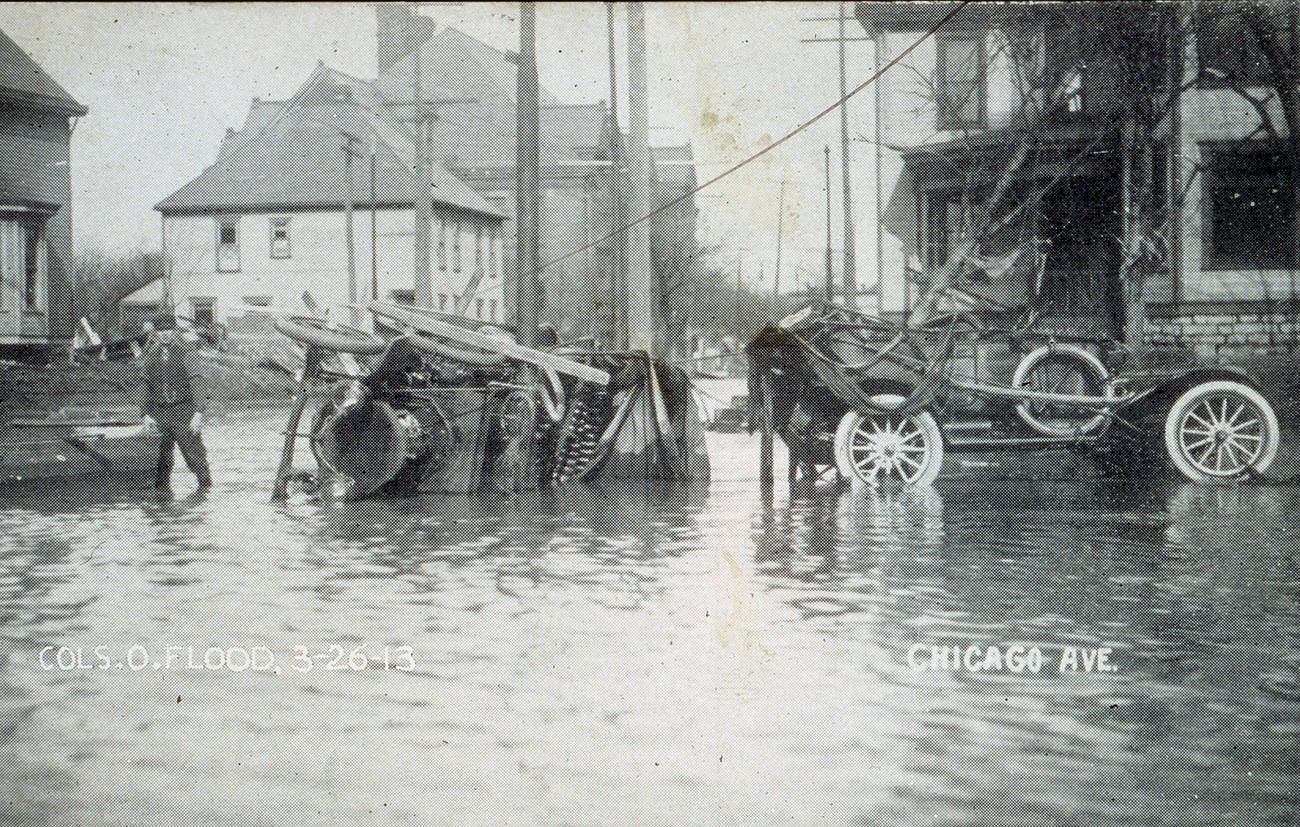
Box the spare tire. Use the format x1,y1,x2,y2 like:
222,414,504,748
274,316,385,355
406,330,507,366
310,399,410,497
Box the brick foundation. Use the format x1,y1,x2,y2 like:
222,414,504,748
1145,305,1300,363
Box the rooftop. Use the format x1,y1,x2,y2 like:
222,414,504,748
0,28,86,115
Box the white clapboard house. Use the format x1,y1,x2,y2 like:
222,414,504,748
152,64,507,336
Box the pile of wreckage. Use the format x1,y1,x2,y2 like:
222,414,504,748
272,301,710,499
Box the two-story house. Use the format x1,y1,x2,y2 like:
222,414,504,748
0,28,87,351
858,1,1299,362
155,65,507,334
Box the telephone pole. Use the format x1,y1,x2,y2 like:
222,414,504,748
341,131,362,327
605,1,627,349
803,4,872,309
412,43,433,309
516,1,541,346
774,180,787,305
824,144,834,302
838,1,856,308
871,20,885,314
626,1,654,354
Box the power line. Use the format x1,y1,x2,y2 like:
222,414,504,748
534,0,971,275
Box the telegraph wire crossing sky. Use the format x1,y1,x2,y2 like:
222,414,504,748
0,2,892,290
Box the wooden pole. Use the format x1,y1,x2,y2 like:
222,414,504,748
515,1,542,346
626,1,654,354
272,345,322,502
825,145,834,302
873,25,885,315
839,0,857,308
412,42,433,309
370,136,379,303
606,2,626,349
774,180,786,309
344,140,359,328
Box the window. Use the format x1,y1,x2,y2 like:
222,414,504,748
439,293,448,311
489,226,499,278
217,217,240,272
489,299,497,322
924,193,958,270
936,34,986,130
474,225,483,271
475,298,484,319
191,297,215,326
1205,146,1296,270
23,221,42,310
242,295,272,307
437,218,447,271
389,289,415,305
269,217,290,259
452,222,462,272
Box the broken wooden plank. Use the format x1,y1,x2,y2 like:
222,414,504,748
367,300,610,385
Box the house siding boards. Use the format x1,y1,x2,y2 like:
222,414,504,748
156,65,505,329
161,207,504,329
156,25,697,340
0,30,85,346
859,2,1300,357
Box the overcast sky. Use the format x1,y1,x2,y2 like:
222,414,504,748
0,2,900,294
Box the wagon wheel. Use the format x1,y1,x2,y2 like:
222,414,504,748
274,316,386,355
1012,345,1110,437
834,399,944,487
1163,380,1278,482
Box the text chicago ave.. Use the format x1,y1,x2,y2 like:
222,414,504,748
908,644,1118,674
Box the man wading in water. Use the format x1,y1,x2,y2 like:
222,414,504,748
140,313,212,489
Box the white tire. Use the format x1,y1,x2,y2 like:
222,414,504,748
1012,344,1110,437
834,404,944,487
1164,380,1279,482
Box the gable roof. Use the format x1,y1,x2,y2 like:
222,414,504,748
0,28,86,115
381,27,560,109
156,67,502,218
424,101,610,173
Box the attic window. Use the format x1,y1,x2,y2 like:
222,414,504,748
217,217,240,272
935,34,986,130
269,217,290,259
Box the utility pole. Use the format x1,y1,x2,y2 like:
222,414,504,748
412,42,433,310
381,25,476,312
824,145,834,302
370,135,378,302
341,131,363,327
872,21,885,314
516,1,542,346
774,179,786,306
605,1,626,349
626,1,654,354
802,6,869,310
838,0,856,308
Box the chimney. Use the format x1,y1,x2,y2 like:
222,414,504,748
376,3,436,76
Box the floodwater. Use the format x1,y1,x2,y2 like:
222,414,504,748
0,407,1297,826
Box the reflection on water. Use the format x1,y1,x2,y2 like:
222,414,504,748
0,409,1296,825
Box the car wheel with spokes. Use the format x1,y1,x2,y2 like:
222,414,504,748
834,406,944,486
1163,380,1278,482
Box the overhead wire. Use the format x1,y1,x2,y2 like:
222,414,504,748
534,0,973,275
